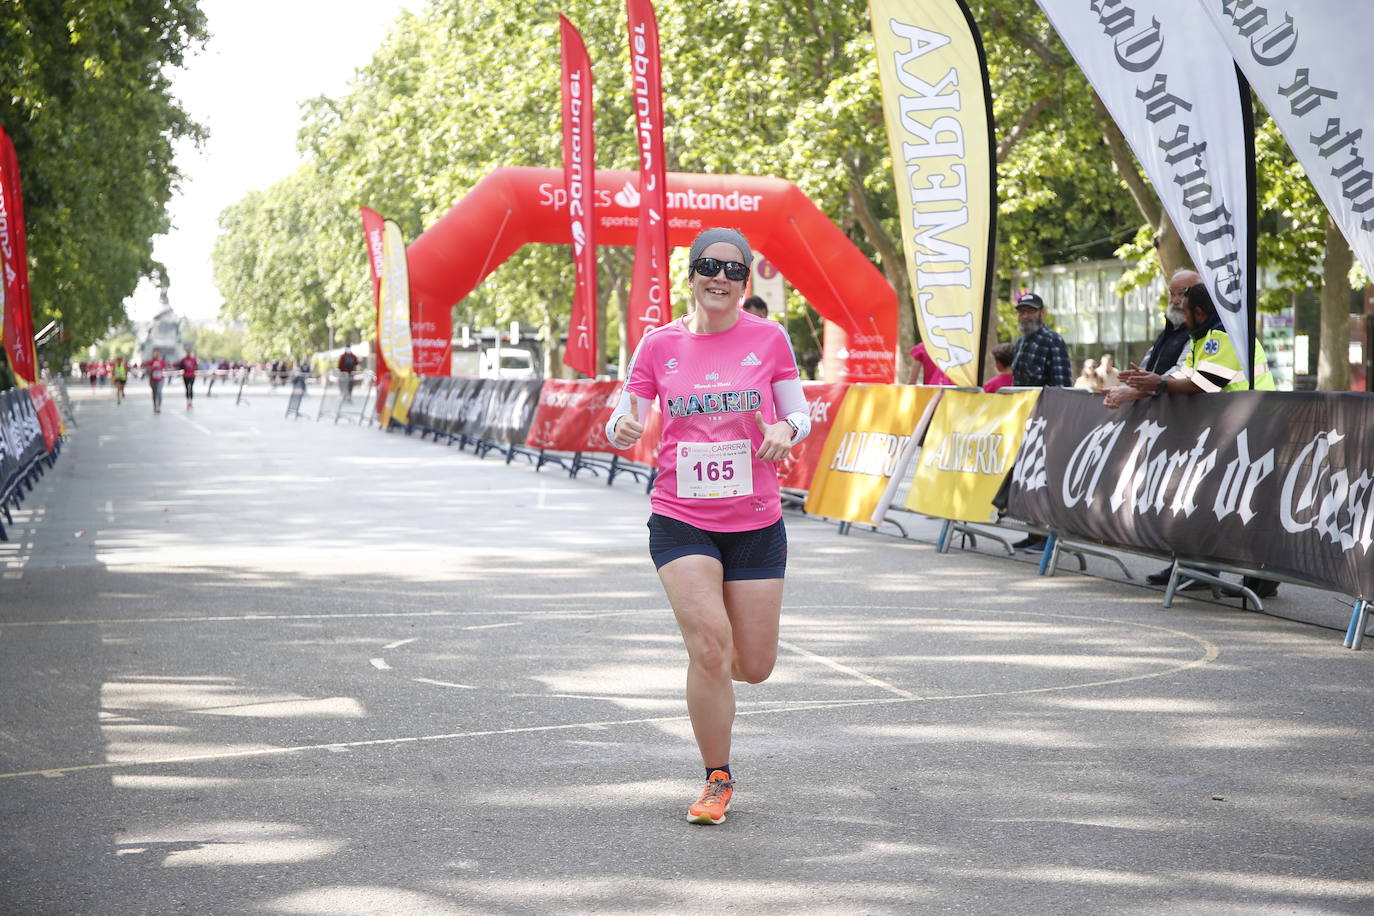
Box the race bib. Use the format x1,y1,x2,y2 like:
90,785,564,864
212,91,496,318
676,439,753,499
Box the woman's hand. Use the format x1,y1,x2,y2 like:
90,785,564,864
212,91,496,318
612,393,645,449
753,412,793,462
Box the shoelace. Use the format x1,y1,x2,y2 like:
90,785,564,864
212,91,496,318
699,779,734,802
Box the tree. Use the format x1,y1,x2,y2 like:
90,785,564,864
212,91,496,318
212,0,1358,389
1,2,207,362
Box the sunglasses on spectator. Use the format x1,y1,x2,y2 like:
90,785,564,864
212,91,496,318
691,258,750,282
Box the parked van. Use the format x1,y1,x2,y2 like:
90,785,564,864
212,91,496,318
481,347,535,379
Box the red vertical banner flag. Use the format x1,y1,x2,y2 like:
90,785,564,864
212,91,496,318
625,0,671,355
559,15,599,378
0,126,37,384
360,206,389,382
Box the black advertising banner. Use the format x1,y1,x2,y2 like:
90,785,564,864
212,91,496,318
406,378,542,446
1008,389,1374,599
479,380,542,444
458,380,499,439
0,388,44,488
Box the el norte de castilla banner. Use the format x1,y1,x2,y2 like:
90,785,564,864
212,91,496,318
1035,0,1257,381
1197,0,1374,279
1007,388,1374,600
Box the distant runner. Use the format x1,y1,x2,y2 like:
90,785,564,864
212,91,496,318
178,351,198,409
146,350,167,414
111,358,127,404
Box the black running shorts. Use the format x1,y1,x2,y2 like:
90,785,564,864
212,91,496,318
647,513,787,581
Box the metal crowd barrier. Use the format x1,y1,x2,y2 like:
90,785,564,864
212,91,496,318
398,412,658,496
0,437,61,543
314,369,375,425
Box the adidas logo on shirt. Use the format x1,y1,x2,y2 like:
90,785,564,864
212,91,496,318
740,352,762,366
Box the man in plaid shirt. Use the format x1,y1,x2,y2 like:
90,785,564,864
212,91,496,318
1010,292,1072,388
1008,291,1071,553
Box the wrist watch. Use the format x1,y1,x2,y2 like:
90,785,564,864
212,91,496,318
1154,376,1168,396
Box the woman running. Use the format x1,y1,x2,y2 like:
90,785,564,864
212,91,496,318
112,358,127,404
606,227,811,825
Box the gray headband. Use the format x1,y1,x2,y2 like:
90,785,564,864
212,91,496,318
689,227,753,267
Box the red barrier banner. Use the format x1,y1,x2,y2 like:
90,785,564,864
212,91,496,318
524,378,662,465
624,0,671,354
0,126,36,384
25,383,59,452
559,15,599,378
777,382,851,490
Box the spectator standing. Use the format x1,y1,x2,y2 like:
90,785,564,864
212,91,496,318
1096,353,1120,388
741,296,768,319
907,341,954,386
1103,269,1198,412
982,342,1015,393
1010,292,1073,388
1010,291,1072,552
337,346,360,402
1073,358,1101,391
1114,281,1278,596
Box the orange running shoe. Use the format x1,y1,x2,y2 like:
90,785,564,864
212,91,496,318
687,770,734,825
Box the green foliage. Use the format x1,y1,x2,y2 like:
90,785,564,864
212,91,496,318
1,1,207,360
94,330,137,362
181,323,245,363
211,0,1359,371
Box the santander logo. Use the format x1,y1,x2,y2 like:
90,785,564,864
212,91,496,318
614,183,641,208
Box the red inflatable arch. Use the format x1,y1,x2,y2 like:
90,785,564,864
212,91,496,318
406,166,897,381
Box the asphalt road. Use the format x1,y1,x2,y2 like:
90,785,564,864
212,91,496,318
1,379,1371,915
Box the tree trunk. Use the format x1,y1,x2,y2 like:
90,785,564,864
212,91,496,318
984,247,1001,382
1089,90,1191,276
1317,215,1353,391
1153,211,1191,278
541,303,563,380
848,176,913,381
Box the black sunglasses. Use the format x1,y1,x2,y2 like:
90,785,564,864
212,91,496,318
691,257,749,282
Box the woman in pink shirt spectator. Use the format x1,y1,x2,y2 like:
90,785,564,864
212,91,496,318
608,227,811,825
907,341,954,385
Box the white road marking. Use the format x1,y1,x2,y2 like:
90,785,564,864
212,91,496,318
778,638,918,699
0,610,559,628
463,622,524,631
178,414,213,436
0,629,1219,781
383,638,418,650
369,658,390,670
413,677,477,690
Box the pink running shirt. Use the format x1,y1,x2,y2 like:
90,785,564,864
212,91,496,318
624,313,801,532
910,342,954,386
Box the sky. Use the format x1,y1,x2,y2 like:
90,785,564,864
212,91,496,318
125,0,424,325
